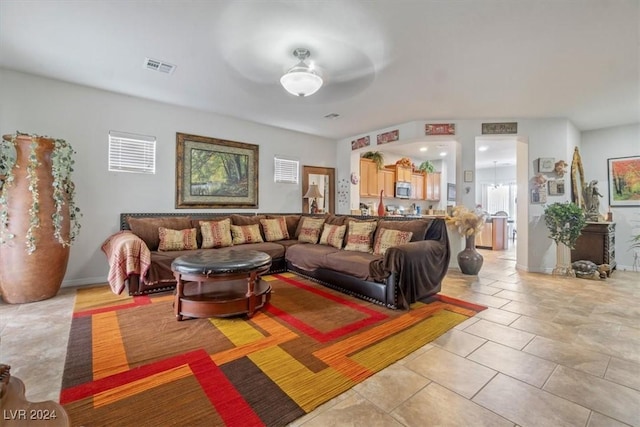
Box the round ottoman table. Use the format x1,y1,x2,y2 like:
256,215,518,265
171,249,272,321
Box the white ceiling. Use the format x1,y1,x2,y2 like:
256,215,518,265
1,1,638,143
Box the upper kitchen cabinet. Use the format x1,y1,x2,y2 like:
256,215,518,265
425,172,441,201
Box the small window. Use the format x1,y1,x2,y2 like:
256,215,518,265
274,156,299,184
108,131,156,174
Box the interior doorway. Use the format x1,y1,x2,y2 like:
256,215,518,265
302,166,335,214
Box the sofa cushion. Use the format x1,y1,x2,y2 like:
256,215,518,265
127,216,192,251
260,217,289,241
268,215,301,239
319,224,346,249
298,217,325,243
344,220,377,253
200,218,233,249
215,242,285,260
285,243,340,271
231,224,264,244
375,219,431,243
324,250,382,280
373,228,413,255
158,227,198,251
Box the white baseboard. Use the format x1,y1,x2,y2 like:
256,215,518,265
62,276,107,287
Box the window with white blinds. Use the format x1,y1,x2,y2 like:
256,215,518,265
108,131,156,174
274,156,299,184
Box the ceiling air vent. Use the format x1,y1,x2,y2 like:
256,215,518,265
143,57,176,74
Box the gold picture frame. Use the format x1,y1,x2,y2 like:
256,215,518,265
175,132,259,208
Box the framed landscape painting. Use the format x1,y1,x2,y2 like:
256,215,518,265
176,132,259,208
607,156,640,207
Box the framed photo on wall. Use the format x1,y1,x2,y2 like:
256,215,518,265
608,156,640,207
548,179,565,196
447,183,456,201
175,132,259,208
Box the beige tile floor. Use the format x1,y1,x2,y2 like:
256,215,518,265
1,244,639,426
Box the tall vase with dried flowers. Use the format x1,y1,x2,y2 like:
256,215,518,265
446,206,487,275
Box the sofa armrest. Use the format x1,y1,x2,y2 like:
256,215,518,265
381,236,450,308
101,230,152,295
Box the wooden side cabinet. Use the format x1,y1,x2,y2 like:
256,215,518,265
359,158,379,197
571,222,616,270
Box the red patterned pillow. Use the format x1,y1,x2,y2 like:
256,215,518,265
344,220,377,253
297,217,325,244
373,228,413,255
319,224,346,249
158,227,197,251
200,218,233,248
231,224,264,245
260,217,290,242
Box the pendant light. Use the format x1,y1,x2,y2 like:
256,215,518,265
280,48,323,97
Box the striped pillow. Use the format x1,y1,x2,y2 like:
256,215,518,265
373,228,413,255
344,220,377,253
297,217,325,244
200,218,233,248
231,224,264,245
260,217,289,242
319,224,346,249
158,227,197,251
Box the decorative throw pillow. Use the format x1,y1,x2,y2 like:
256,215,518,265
200,218,233,249
319,224,346,249
158,227,198,251
373,228,413,255
127,216,192,250
231,224,264,245
344,220,378,253
297,217,325,244
260,217,290,242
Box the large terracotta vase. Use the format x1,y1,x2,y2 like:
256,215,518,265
0,135,70,304
457,235,483,275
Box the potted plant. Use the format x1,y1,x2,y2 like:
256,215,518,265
418,160,435,173
0,132,82,303
543,202,586,276
361,151,384,170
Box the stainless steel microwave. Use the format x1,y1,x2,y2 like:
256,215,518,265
395,181,411,199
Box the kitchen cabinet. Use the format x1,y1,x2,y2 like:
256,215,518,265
378,169,395,198
359,158,379,197
476,216,508,250
396,165,412,182
411,173,425,200
571,222,616,271
425,172,441,201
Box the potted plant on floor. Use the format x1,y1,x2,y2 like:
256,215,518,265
543,201,586,276
0,132,82,303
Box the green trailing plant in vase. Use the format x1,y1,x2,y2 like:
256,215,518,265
0,131,82,304
543,201,586,276
361,151,384,170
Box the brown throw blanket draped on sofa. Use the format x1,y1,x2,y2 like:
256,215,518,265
369,220,450,308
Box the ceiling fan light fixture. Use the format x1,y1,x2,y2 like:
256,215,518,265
280,48,323,97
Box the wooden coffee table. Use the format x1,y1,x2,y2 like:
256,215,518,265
171,249,272,321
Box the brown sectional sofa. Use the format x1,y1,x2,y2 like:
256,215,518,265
115,212,450,309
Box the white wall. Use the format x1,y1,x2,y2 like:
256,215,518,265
0,69,336,286
581,123,640,270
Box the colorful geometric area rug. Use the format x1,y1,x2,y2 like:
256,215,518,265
60,273,486,426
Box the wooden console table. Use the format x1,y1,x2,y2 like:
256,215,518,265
571,222,616,271
171,249,272,321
